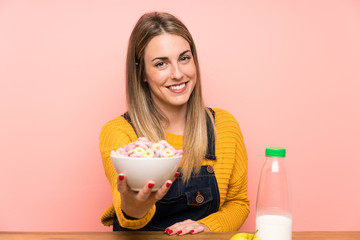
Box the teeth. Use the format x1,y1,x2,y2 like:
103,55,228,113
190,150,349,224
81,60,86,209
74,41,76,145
169,83,185,90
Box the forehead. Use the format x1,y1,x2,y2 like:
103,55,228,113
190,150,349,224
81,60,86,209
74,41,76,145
144,34,191,59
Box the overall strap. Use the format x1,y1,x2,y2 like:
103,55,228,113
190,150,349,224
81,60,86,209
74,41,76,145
205,108,217,160
122,112,138,137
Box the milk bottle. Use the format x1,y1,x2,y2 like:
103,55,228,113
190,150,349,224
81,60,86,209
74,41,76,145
256,147,292,240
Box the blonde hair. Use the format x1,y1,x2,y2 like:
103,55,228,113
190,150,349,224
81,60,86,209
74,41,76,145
126,12,216,182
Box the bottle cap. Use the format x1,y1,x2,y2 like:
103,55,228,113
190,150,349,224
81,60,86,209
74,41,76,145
266,147,286,157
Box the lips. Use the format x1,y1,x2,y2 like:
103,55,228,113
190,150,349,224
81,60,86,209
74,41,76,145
167,82,188,93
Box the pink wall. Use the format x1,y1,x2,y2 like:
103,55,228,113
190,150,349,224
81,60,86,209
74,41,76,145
1,0,359,232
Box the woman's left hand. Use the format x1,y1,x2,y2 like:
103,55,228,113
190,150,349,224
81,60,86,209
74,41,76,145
164,219,210,235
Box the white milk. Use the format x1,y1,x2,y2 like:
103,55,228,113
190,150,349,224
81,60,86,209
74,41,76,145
256,215,292,240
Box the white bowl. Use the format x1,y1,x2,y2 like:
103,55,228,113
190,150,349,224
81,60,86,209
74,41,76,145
110,155,181,191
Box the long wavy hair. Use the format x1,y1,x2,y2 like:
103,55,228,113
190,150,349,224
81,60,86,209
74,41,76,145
126,12,215,182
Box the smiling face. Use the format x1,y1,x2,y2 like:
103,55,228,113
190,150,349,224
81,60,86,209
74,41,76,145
143,34,197,113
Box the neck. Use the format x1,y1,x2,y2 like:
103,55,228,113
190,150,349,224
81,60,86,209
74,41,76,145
159,104,187,135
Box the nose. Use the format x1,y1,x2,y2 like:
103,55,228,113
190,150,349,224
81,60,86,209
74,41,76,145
170,63,183,80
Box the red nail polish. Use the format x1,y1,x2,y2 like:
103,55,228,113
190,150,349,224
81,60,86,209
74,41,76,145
164,228,169,233
190,229,195,233
119,175,124,180
148,183,154,188
174,172,180,178
177,230,182,235
166,182,172,188
168,230,173,234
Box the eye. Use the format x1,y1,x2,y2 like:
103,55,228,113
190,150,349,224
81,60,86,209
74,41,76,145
180,56,191,62
155,61,167,68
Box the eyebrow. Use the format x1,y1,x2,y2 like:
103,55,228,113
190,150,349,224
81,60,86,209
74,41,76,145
151,50,191,62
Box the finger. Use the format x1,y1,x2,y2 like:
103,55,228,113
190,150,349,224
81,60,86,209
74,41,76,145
153,180,172,201
171,171,180,182
188,223,205,234
189,221,208,234
135,181,155,202
156,172,178,201
180,221,200,235
166,220,205,235
165,220,187,235
179,223,204,235
117,173,129,194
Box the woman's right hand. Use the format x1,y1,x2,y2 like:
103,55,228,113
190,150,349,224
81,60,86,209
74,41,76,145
117,172,179,219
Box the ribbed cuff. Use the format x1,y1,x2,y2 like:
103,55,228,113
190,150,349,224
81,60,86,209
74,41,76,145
118,205,156,230
198,217,222,231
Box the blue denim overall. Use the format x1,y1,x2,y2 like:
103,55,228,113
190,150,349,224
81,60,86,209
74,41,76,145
113,109,220,231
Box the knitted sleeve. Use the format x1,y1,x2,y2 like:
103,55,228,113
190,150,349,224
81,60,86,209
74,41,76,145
198,108,250,231
99,117,156,229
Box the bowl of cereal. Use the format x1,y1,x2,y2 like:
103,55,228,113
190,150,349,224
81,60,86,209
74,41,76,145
110,137,182,191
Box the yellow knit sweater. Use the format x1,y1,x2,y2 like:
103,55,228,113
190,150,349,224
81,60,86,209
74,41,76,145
99,108,249,231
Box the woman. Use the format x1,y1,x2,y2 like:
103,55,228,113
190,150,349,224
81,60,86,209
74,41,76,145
99,12,249,235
